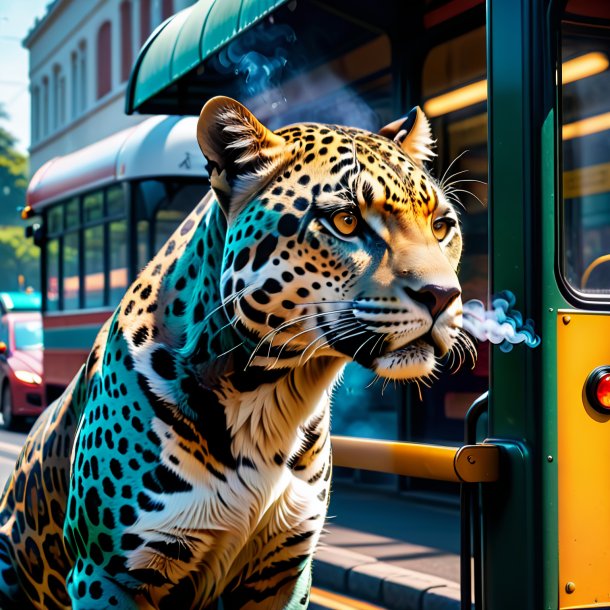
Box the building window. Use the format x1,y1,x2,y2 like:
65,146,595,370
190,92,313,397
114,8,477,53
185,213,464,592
59,76,66,127
31,86,40,143
161,0,173,20
79,40,87,112
52,64,61,130
42,76,49,137
70,51,78,119
97,21,112,99
140,0,151,46
120,1,133,82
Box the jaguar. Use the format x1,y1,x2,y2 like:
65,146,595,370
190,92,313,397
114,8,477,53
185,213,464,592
0,96,468,609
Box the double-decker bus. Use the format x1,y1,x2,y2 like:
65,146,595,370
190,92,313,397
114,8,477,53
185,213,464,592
25,115,208,405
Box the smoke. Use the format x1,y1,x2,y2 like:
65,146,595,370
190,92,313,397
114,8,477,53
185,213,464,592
462,290,541,353
208,16,383,131
209,22,296,107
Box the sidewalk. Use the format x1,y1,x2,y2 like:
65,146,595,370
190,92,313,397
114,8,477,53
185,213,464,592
313,483,465,610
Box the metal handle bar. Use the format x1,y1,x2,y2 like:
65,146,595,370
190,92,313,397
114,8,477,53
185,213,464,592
331,435,499,483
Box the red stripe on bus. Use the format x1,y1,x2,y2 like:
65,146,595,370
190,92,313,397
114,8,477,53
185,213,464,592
44,349,87,388
44,310,113,329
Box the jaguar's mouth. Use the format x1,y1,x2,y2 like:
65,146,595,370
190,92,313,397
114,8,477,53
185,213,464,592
372,339,436,380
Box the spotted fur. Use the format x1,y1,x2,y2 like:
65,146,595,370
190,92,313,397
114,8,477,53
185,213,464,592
0,97,467,609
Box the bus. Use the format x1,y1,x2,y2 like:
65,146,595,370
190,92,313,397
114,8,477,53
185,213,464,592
24,0,610,607
24,115,208,405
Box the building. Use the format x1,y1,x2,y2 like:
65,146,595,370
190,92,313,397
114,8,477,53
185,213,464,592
23,0,196,174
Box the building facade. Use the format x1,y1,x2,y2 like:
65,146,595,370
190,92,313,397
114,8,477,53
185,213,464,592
24,0,196,174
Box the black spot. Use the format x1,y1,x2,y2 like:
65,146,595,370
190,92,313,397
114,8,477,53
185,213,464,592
84,488,102,526
252,234,278,272
294,197,308,211
172,299,186,316
252,290,270,305
140,285,152,300
151,348,177,380
119,505,137,526
262,279,283,294
234,247,250,271
121,533,143,551
132,326,149,347
180,219,195,235
277,214,299,237
109,459,123,480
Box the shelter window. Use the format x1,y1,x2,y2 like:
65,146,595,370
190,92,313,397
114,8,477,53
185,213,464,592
561,1,610,301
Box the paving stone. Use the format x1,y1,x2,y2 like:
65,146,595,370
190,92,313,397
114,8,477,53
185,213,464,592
383,570,458,610
313,545,378,591
347,562,410,604
422,583,465,610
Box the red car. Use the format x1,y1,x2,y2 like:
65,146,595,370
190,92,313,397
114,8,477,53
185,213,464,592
0,292,43,430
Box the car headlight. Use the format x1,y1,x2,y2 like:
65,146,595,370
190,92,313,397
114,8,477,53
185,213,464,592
14,370,42,385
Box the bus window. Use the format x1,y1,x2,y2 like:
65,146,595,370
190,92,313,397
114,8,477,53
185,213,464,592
48,205,63,234
109,219,128,304
63,231,80,309
83,191,103,224
135,180,209,258
561,2,610,300
84,224,104,308
107,184,124,217
46,239,60,311
65,197,79,228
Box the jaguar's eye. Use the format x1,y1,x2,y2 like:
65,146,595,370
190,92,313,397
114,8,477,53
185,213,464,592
432,217,455,241
331,211,359,236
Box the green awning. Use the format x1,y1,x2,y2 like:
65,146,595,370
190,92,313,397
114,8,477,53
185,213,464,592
125,0,290,115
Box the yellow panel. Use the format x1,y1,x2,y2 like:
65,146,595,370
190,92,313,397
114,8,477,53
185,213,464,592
558,311,610,609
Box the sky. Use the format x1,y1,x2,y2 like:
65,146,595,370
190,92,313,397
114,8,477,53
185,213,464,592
0,0,52,154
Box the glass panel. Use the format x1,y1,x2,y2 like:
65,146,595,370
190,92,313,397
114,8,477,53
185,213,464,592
65,197,80,228
107,184,125,217
48,205,63,235
14,319,43,351
63,232,80,309
109,219,128,305
137,219,150,272
46,239,60,311
84,225,104,308
562,4,610,296
134,180,208,255
84,191,103,224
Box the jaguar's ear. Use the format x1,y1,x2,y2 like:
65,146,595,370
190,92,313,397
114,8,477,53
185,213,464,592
198,96,289,217
379,106,436,167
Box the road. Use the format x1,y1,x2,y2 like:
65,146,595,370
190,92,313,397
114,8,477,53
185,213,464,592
0,428,390,609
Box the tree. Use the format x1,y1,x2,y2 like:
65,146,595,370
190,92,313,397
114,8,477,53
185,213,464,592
0,226,40,291
0,105,28,226
0,106,38,292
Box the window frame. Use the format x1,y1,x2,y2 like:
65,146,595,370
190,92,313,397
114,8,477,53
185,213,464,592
557,14,610,309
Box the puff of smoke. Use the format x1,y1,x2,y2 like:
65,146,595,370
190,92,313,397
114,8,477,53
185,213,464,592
462,290,541,353
210,23,295,104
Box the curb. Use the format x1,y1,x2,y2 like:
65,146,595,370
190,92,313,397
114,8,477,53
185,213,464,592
313,546,468,610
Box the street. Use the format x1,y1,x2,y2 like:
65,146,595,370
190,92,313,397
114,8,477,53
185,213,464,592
0,427,25,484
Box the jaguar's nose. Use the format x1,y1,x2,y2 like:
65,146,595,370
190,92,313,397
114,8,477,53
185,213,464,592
406,284,461,320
